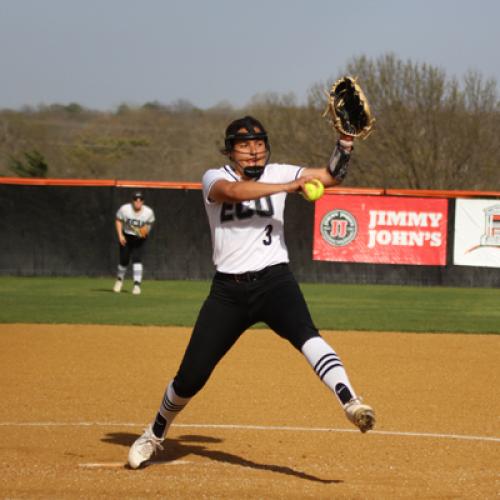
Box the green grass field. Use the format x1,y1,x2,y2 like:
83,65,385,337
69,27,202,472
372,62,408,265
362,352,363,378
1,277,499,333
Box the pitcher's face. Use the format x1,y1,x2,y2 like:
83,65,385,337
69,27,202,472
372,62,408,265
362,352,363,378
230,127,268,173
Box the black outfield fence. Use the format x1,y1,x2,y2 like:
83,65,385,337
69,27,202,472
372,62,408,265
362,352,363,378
1,179,499,287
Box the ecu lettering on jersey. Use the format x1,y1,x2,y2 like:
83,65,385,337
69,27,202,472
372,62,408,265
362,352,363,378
116,203,155,236
220,196,274,223
202,163,303,274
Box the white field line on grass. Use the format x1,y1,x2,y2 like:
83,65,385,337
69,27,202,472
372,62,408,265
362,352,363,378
0,421,499,443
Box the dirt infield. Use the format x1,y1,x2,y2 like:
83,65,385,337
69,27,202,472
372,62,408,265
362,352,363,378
0,324,498,499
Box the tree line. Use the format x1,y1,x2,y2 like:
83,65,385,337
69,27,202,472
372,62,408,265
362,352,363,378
1,53,499,190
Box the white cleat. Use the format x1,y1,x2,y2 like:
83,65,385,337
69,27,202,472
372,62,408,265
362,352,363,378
128,426,164,469
132,284,141,295
344,398,375,433
113,280,123,293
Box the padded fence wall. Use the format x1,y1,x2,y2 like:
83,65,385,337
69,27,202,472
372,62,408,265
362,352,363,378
1,183,499,287
1,185,116,277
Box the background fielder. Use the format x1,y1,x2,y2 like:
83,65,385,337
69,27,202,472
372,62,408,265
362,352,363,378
128,116,375,469
113,191,155,295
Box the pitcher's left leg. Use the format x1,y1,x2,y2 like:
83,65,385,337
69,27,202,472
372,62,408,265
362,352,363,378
260,267,375,433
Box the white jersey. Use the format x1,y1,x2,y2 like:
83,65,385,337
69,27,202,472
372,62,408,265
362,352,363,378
116,203,155,236
202,163,303,273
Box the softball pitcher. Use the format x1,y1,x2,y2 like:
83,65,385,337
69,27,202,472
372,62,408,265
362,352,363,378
113,191,155,295
128,116,375,468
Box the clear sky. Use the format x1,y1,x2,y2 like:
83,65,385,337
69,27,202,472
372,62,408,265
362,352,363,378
0,0,498,110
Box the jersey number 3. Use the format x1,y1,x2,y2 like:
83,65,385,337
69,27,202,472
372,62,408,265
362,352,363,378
263,224,273,245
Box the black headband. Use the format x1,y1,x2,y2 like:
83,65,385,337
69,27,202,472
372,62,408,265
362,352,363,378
224,116,269,153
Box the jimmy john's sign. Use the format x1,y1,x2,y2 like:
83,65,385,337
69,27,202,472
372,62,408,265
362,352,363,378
313,195,448,265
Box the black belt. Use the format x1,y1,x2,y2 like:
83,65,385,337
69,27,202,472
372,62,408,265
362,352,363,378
215,263,286,283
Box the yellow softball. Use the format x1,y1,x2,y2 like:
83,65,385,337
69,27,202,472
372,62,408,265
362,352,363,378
302,179,325,202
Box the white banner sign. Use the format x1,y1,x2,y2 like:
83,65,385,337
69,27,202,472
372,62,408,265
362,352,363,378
454,198,500,267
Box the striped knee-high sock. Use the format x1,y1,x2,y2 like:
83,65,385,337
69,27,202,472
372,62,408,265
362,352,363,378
152,380,190,438
301,336,357,406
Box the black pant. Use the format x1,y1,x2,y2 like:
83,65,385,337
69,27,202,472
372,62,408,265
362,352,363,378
173,263,320,398
119,234,146,266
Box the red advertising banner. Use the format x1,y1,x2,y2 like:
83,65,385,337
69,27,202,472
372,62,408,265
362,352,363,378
313,195,448,265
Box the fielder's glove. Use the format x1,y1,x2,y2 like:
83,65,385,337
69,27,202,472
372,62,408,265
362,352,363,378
133,225,149,238
323,76,375,139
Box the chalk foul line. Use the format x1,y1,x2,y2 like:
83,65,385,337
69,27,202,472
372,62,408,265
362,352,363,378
0,421,498,443
79,460,194,468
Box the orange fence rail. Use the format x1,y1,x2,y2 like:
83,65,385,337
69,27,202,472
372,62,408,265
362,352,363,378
1,177,499,198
